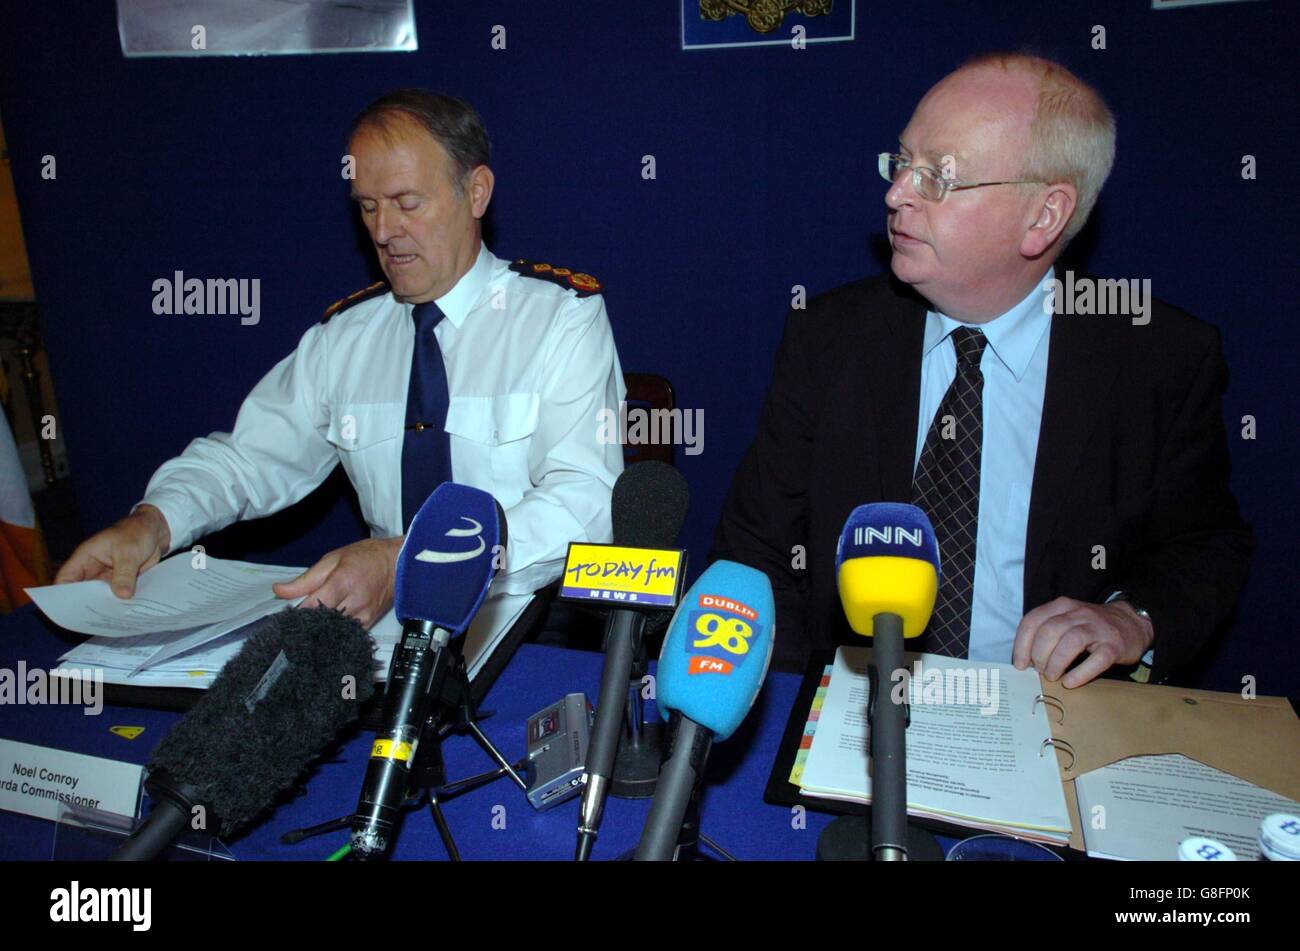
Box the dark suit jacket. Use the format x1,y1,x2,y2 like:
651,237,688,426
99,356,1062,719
712,274,1254,682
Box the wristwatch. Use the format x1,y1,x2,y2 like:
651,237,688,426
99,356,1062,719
1105,589,1151,625
1106,590,1155,681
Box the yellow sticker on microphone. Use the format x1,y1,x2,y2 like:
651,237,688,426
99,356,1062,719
370,739,413,762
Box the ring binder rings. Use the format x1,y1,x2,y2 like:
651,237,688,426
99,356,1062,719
1040,737,1076,771
1033,693,1066,724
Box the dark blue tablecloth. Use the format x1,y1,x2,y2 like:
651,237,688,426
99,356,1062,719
0,604,842,861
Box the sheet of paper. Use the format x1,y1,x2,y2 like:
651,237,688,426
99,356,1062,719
464,591,532,680
27,555,304,638
56,627,253,690
55,591,534,691
1075,752,1300,861
799,646,1071,841
135,598,305,672
367,609,401,681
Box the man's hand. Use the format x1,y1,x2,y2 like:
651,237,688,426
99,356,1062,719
272,536,403,629
1012,596,1154,688
53,504,172,598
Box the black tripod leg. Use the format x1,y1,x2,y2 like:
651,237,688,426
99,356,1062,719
465,720,528,792
698,832,737,862
429,793,460,862
281,814,353,845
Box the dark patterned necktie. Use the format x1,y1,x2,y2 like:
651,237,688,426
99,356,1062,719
912,326,989,657
400,301,453,532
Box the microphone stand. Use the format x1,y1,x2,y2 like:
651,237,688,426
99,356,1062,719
610,634,664,799
283,646,526,860
672,784,737,862
629,712,739,862
410,648,528,860
816,617,942,862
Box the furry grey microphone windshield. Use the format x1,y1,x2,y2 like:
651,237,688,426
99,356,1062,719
147,606,375,838
612,460,690,548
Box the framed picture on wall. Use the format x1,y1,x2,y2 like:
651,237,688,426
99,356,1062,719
681,0,855,50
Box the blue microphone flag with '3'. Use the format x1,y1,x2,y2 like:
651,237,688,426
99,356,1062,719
655,560,774,742
394,482,505,636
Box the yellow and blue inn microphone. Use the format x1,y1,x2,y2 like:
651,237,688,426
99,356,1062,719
835,502,940,639
832,502,940,862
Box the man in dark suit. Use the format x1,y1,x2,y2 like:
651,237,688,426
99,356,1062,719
713,54,1253,686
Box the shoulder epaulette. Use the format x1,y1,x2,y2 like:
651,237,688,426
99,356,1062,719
509,259,603,297
321,280,388,324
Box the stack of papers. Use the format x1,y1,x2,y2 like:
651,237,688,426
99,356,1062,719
26,555,533,689
796,647,1073,846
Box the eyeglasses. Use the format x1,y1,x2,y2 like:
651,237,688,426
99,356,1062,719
878,152,1048,202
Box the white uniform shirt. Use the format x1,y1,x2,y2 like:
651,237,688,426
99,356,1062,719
140,244,627,606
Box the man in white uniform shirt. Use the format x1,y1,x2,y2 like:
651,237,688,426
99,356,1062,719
55,91,625,652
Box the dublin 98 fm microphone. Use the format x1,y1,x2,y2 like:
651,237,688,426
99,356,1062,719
834,502,939,862
634,560,774,861
350,482,504,859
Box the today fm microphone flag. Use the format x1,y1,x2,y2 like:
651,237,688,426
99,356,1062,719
572,461,689,861
350,481,504,859
634,560,774,861
834,502,940,861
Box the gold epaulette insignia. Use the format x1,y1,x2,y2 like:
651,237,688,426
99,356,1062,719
509,259,603,297
321,280,388,323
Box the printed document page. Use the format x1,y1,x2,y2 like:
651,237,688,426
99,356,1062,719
1075,753,1300,861
800,646,1071,841
27,555,303,638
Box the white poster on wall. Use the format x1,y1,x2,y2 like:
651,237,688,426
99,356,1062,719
1152,0,1264,9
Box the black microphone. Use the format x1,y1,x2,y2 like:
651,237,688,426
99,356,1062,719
111,607,375,861
576,460,689,860
350,482,505,859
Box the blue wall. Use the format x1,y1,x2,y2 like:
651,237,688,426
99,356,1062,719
2,1,1295,694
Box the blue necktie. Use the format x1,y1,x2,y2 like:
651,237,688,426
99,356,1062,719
400,301,452,531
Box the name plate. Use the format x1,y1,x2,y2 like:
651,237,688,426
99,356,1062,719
559,543,687,609
0,738,143,824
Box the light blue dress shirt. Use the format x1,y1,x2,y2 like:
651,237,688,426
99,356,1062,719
914,270,1054,662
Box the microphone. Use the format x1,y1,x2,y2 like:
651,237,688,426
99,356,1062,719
111,607,375,861
634,560,774,861
350,482,505,859
835,502,939,861
575,460,689,860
